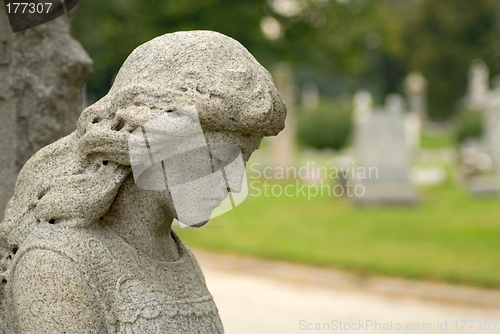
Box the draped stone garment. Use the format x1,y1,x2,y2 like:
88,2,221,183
4,223,224,333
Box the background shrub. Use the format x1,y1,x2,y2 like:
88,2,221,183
297,99,353,150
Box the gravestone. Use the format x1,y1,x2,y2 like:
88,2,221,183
351,88,373,169
0,6,92,218
465,59,490,110
301,83,319,111
353,89,373,124
353,93,419,205
403,72,425,159
467,105,500,195
404,112,421,160
460,60,500,195
485,107,500,173
404,71,428,121
271,62,296,170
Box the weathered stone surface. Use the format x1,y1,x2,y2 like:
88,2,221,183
10,10,93,170
0,7,92,219
0,7,17,243
0,31,286,333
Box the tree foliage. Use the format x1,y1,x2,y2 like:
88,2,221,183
72,0,404,102
401,0,499,120
72,0,500,122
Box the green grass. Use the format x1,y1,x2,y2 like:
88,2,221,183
177,180,500,288
420,128,455,149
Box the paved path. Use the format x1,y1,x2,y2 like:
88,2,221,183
193,250,500,334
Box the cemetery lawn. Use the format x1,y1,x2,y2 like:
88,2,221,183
420,128,455,149
177,181,500,288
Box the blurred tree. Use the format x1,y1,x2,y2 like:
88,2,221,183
72,0,500,123
400,0,498,120
72,0,401,102
73,0,269,100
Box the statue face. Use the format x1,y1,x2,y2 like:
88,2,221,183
125,104,249,227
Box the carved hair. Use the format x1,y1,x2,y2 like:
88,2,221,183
106,30,286,136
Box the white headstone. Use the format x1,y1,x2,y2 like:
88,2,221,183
404,112,421,157
485,107,500,173
404,71,428,120
302,83,319,110
353,89,373,124
467,59,490,107
359,110,409,181
385,93,405,114
353,94,418,205
271,62,296,169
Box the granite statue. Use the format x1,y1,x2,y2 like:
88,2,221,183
0,30,286,333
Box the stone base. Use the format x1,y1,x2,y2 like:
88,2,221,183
352,182,419,206
468,175,500,196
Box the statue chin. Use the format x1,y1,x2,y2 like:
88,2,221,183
176,204,220,227
189,220,210,228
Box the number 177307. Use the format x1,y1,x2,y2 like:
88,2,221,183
6,3,53,14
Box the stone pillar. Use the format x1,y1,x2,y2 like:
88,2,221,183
271,62,296,169
466,59,490,110
0,9,92,218
352,89,373,124
485,107,500,173
352,89,373,163
385,93,405,114
404,71,428,121
301,83,319,111
0,6,17,220
385,93,421,157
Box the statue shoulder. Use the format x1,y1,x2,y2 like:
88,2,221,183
4,224,116,333
10,248,108,333
11,223,107,268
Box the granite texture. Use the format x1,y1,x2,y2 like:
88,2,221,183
0,31,286,333
0,6,92,219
